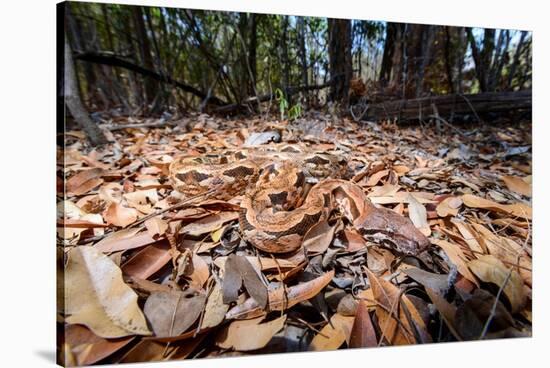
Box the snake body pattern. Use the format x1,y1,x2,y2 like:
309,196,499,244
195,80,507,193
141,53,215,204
169,143,430,255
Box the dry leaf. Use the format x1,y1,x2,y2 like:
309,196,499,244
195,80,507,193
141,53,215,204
95,228,157,253
181,212,239,236
65,246,150,338
303,220,337,254
433,239,479,286
103,202,139,227
436,196,463,217
462,194,532,219
468,255,525,313
216,315,286,351
226,270,334,319
501,175,531,197
202,281,229,329
408,194,431,236
67,168,104,195
349,300,378,348
309,313,355,351
144,289,206,337
144,217,168,238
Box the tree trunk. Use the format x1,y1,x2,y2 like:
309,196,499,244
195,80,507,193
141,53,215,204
281,16,290,101
133,6,157,111
248,14,258,97
327,18,353,106
507,31,527,90
379,23,396,86
64,36,108,146
297,16,308,104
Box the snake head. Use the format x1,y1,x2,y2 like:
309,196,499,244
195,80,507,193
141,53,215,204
357,205,431,256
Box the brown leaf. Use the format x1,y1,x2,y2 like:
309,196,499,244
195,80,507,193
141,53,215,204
365,269,429,345
121,242,171,279
67,168,104,195
202,281,229,329
501,175,531,197
303,220,337,254
103,202,139,227
64,324,134,366
468,255,525,313
436,196,463,217
65,246,150,338
309,313,355,351
349,301,378,348
181,212,239,236
143,289,206,338
95,228,157,253
408,194,431,236
226,270,334,319
186,253,210,289
462,194,532,220
144,217,168,238
424,288,461,340
433,239,479,286
216,315,286,351
222,254,267,308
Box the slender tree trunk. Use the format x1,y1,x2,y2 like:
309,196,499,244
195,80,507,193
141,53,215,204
327,18,353,106
133,6,157,111
64,36,108,146
444,26,455,93
297,16,308,104
248,14,258,96
379,23,396,86
281,16,290,101
507,31,527,89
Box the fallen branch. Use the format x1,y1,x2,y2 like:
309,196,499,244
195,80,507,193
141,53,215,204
74,51,228,106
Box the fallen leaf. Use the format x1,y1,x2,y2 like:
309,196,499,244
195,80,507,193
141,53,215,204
216,315,286,351
222,254,267,308
64,324,134,366
468,255,525,313
103,202,139,227
501,175,531,197
202,281,229,329
349,300,378,348
309,313,355,351
67,168,104,195
226,270,334,320
462,194,532,220
433,239,479,286
144,289,206,337
408,194,431,236
65,246,150,338
95,228,157,253
121,242,172,279
181,212,239,236
144,217,168,238
303,220,337,254
436,197,463,217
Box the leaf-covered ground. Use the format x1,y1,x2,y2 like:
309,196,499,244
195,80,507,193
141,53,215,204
57,115,532,365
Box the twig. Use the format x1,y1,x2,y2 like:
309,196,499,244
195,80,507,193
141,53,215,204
479,268,513,339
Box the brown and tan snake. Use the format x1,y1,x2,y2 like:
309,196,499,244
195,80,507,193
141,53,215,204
169,143,430,255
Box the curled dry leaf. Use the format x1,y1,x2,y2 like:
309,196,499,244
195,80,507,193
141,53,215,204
143,289,206,338
216,315,286,351
468,255,525,313
202,281,230,329
349,300,378,348
94,228,156,253
186,253,210,289
64,324,134,366
226,270,334,320
407,194,431,236
462,194,532,220
103,202,139,227
181,212,239,236
436,196,463,217
144,217,168,238
65,246,151,338
303,220,337,254
121,242,172,279
309,313,355,351
67,168,104,195
365,269,429,345
222,254,267,308
501,175,531,197
433,239,479,287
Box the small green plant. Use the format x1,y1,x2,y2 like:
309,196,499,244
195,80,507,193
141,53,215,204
274,88,302,121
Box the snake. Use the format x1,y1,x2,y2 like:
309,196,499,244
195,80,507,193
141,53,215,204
169,143,430,255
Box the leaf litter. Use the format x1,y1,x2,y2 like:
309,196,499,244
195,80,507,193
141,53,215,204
58,115,532,363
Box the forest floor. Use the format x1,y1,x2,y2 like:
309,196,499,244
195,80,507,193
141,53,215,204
58,115,532,365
